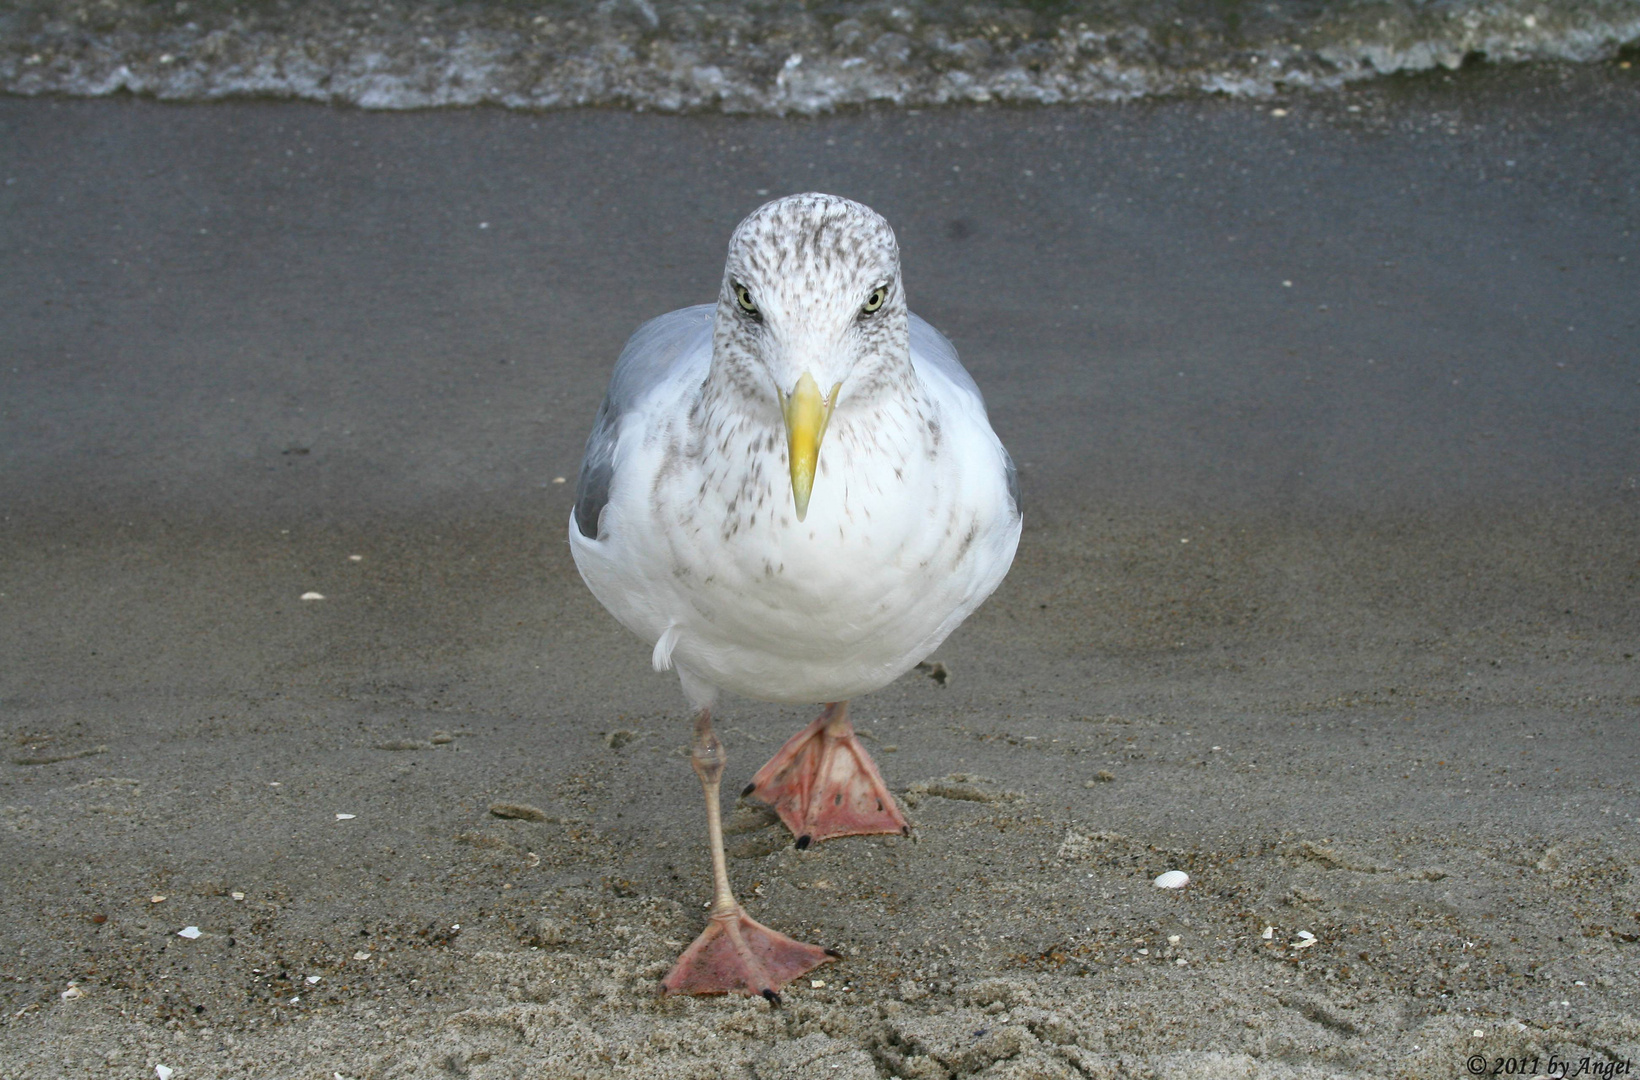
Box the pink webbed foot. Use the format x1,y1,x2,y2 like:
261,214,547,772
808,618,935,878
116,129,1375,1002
744,701,910,848
661,906,836,1000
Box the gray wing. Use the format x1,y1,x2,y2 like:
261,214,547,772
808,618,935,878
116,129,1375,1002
573,305,715,540
908,312,983,405
908,312,1019,515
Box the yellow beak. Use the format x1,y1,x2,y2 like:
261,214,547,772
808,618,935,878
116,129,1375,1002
777,372,841,522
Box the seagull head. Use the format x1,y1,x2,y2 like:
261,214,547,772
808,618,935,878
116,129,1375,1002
712,193,909,521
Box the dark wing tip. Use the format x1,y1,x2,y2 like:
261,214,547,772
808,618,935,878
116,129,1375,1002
1002,447,1021,517
573,470,609,540
573,402,616,540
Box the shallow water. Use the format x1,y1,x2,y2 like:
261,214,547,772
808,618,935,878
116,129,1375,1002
2,0,1637,113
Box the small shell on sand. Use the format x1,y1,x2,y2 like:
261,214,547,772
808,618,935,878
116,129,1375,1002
301,591,326,601
1153,870,1190,889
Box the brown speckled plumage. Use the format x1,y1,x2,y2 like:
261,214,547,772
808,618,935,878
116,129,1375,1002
569,193,1020,709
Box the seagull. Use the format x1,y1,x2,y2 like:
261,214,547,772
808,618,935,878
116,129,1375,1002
568,193,1021,1001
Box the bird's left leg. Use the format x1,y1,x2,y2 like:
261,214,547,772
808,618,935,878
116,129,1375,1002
743,701,910,848
661,707,836,999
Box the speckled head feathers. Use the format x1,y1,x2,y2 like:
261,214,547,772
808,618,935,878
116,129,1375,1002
725,193,900,304
710,193,910,411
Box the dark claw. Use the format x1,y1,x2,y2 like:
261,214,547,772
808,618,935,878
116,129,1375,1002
901,824,911,836
761,988,781,1006
741,783,755,798
795,835,812,850
824,948,843,958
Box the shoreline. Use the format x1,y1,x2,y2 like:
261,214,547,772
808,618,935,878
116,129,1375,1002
4,0,1637,116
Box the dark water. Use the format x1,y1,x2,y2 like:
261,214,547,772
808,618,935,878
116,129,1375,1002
2,0,1637,112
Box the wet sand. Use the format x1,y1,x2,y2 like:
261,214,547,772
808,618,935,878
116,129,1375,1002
2,63,1638,1079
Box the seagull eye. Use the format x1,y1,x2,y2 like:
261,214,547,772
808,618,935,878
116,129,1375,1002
861,286,887,314
733,283,759,317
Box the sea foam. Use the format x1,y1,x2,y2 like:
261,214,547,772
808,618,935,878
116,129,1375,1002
2,0,1636,113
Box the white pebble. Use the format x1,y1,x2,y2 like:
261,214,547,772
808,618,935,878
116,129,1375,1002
306,975,321,984
177,926,201,940
156,1067,174,1080
335,813,356,820
1153,870,1189,889
353,950,371,961
1261,926,1274,939
301,591,325,601
61,983,83,1000
231,891,245,901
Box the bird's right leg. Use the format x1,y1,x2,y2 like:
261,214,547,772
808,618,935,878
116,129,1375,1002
661,707,835,999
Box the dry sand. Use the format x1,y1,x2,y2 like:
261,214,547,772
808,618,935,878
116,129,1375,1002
2,63,1638,1079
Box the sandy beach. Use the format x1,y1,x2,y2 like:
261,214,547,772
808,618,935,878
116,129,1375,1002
2,61,1638,1079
